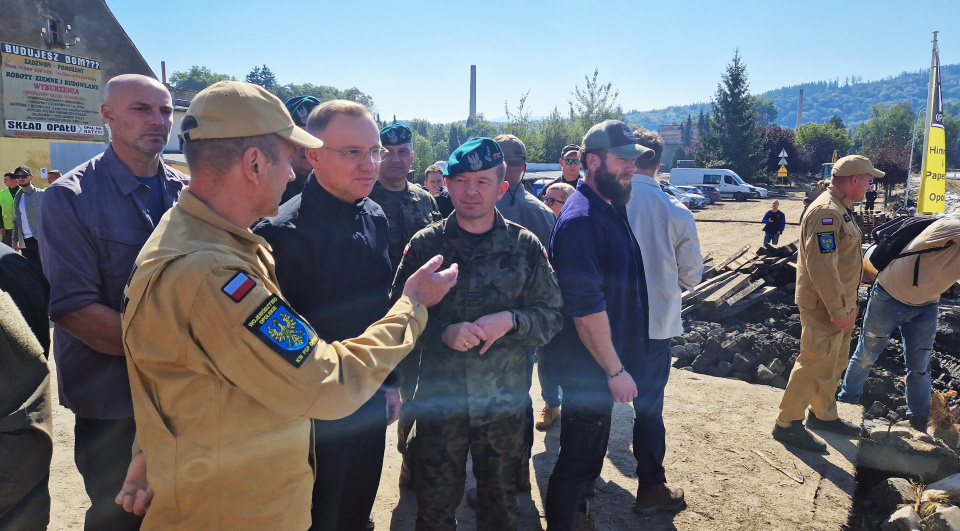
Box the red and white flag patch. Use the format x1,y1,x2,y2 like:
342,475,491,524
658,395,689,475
223,272,256,302
821,218,834,225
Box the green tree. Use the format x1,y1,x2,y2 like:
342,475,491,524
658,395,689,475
680,114,694,147
795,122,852,169
268,84,376,112
245,64,277,90
169,65,235,91
751,96,779,127
852,101,915,157
569,69,624,128
538,106,580,163
504,90,545,162
411,134,436,183
695,51,767,179
697,109,710,138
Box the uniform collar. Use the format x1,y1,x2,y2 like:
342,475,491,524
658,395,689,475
102,145,167,197
303,172,368,216
441,208,509,241
177,189,271,251
827,184,857,210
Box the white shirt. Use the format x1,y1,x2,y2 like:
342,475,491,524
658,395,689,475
625,173,703,339
19,192,32,239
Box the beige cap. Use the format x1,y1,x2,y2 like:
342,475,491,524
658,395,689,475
494,134,527,160
832,155,884,178
181,81,322,149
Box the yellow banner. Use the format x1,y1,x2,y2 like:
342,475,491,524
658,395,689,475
917,43,946,213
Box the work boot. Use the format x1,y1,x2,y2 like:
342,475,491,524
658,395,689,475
772,421,828,452
806,410,863,437
633,483,686,516
535,405,561,430
574,500,600,531
909,416,929,432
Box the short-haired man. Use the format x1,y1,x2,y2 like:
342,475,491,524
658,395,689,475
838,217,960,432
37,73,189,530
392,137,562,530
254,99,398,530
281,95,321,205
12,166,43,270
761,200,786,246
424,164,453,218
368,124,441,269
538,144,582,200
546,120,686,529
120,81,456,528
624,129,701,514
773,155,883,451
47,169,62,185
0,172,18,247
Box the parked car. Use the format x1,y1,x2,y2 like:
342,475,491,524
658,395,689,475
691,184,722,205
660,182,705,209
676,185,713,205
670,167,766,201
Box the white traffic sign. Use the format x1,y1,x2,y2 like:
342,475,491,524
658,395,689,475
779,149,788,158
778,157,788,166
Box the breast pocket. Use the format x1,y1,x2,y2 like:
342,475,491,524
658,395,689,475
97,226,151,306
479,254,531,310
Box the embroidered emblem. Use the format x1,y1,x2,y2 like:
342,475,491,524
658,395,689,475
821,218,834,225
245,295,319,368
843,214,852,223
222,272,256,303
818,232,836,253
466,151,482,170
386,129,398,144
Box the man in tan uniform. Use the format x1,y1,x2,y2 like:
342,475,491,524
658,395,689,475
773,155,882,452
119,81,456,529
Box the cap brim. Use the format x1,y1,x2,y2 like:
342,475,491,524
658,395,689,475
867,167,885,178
609,144,655,161
277,125,323,149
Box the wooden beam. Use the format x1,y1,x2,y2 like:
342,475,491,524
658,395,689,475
713,245,751,272
701,273,752,309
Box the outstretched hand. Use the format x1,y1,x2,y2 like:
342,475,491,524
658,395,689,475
402,255,458,308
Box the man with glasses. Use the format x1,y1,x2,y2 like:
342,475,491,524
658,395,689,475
281,95,321,205
538,144,583,200
254,99,399,531
12,166,44,271
0,172,19,247
773,155,882,452
369,124,441,269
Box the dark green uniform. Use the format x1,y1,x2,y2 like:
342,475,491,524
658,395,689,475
391,211,563,531
369,180,441,270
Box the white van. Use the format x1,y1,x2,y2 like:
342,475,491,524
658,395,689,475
669,168,767,201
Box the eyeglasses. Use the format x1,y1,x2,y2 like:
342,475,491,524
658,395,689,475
322,146,388,164
563,159,581,165
544,197,566,207
14,175,29,179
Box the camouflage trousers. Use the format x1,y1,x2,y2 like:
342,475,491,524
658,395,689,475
410,411,524,531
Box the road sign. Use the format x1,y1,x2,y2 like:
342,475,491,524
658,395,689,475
777,166,788,178
779,149,788,158
778,157,788,166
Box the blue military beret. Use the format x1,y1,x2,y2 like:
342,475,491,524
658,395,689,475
444,137,504,177
284,95,321,127
380,124,413,146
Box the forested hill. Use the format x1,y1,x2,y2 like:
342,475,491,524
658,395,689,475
624,63,960,130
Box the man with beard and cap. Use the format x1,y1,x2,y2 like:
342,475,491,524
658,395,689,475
367,123,441,488
254,99,400,531
281,95,321,205
118,81,456,529
11,166,43,271
391,137,562,530
545,120,687,530
538,144,583,200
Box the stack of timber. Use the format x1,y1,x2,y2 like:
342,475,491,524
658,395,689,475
682,241,798,319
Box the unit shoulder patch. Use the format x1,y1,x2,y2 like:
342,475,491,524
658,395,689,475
244,295,319,368
817,232,836,253
843,213,852,223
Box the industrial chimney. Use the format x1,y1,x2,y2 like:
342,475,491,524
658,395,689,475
469,65,476,120
796,89,803,129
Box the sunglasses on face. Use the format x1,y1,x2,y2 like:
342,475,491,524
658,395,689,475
544,197,565,207
563,159,581,165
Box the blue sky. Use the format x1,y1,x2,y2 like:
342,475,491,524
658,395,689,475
107,0,958,123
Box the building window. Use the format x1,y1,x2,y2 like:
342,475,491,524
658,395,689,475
43,18,65,46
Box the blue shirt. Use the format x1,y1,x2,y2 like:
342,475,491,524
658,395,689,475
136,174,166,226
546,183,649,386
37,146,189,418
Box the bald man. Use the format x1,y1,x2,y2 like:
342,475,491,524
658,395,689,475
38,74,189,529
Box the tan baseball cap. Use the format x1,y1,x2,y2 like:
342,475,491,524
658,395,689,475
494,134,527,160
832,155,884,178
181,81,322,149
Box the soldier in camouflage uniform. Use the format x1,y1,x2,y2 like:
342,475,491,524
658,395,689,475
369,124,442,269
391,137,563,530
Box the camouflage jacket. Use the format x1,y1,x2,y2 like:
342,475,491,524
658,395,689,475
369,180,441,269
391,210,563,426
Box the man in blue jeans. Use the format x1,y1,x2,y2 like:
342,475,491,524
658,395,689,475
838,217,960,431
545,120,686,531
